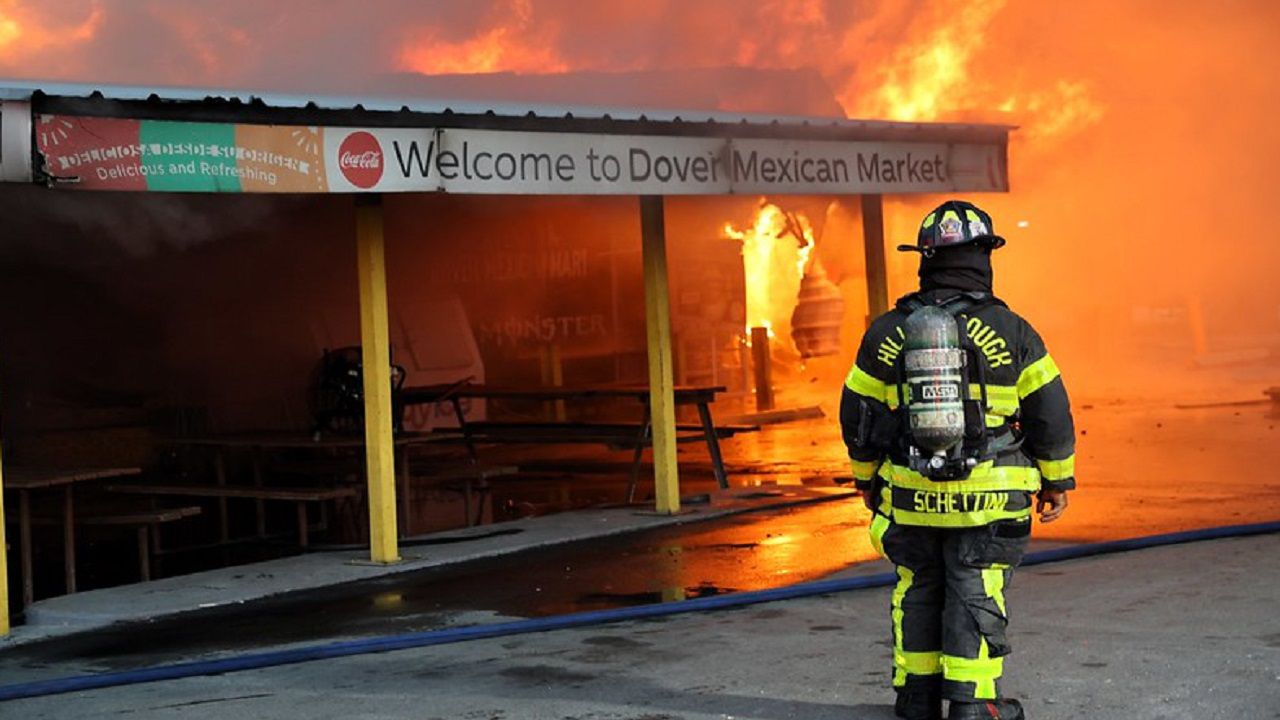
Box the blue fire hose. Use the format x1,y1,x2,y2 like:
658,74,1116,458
2,519,1278,702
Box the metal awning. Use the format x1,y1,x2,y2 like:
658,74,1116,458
0,79,1011,142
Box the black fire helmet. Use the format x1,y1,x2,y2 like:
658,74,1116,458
898,200,1007,256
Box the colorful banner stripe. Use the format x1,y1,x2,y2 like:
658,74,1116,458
36,115,328,192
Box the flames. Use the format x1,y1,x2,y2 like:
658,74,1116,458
401,26,568,76
848,0,1005,122
998,80,1106,143
723,201,815,345
4,0,1279,400
390,0,1106,152
830,0,1105,145
0,0,101,56
0,1,1106,150
399,0,567,76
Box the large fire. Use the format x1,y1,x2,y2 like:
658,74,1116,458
399,0,567,76
850,0,1005,122
723,201,815,346
0,1,1102,143
1,1,1279,398
0,2,1107,147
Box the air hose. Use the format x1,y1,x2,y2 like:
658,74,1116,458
2,519,1277,702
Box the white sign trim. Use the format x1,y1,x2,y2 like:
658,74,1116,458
0,101,33,183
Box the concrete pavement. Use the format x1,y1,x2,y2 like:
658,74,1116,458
2,486,854,648
3,531,1277,718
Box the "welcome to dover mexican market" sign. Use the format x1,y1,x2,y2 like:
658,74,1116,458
36,115,1007,196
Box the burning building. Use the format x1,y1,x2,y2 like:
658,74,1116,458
2,0,1278,640
0,77,1011,632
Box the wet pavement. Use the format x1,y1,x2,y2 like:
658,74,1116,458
4,532,1278,719
739,393,1280,542
2,498,876,671
3,384,1280,716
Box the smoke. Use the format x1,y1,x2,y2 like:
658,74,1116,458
3,0,1279,401
0,186,298,263
0,1,926,98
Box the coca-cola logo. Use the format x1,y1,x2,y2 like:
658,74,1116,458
338,132,383,189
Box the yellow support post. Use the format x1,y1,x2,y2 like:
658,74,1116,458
0,440,9,636
640,195,680,515
356,195,400,564
860,194,890,327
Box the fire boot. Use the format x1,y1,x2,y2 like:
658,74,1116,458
947,699,1025,720
895,689,943,720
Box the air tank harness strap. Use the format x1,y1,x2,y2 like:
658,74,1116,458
895,290,1014,479
894,290,1007,315
976,424,1023,462
890,424,1021,468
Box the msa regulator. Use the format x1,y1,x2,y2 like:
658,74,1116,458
897,305,988,480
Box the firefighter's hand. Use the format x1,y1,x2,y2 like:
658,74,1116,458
1036,489,1069,523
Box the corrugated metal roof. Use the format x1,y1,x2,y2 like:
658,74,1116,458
0,79,1013,143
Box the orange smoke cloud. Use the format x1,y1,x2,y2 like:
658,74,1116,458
385,0,1104,151
3,0,1280,402
0,0,1102,150
0,0,101,57
400,0,567,75
401,26,568,75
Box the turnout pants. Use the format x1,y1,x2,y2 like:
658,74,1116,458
870,514,1030,701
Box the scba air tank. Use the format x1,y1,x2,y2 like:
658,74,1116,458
902,306,967,459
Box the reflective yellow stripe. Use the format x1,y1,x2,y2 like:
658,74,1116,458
868,513,890,557
1037,455,1075,481
878,483,894,516
977,384,1019,414
882,461,1041,493
903,383,1016,414
891,565,913,686
1017,354,1060,399
845,365,889,402
848,368,1020,413
890,506,1031,528
943,642,1002,699
898,650,942,677
982,567,1008,615
882,382,1010,411
850,458,880,481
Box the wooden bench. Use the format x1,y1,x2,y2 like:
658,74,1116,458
28,506,203,584
80,506,203,581
108,484,357,548
458,421,756,440
396,462,520,530
403,383,747,502
240,455,518,531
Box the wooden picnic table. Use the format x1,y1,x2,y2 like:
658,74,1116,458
3,466,142,608
400,384,725,403
107,483,358,549
400,383,744,501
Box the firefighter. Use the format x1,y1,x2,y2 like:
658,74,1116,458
840,200,1075,720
